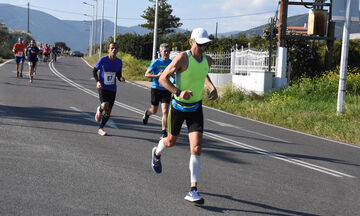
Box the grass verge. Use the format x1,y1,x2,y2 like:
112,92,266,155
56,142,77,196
204,67,360,146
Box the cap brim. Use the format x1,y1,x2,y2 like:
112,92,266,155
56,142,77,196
196,38,212,44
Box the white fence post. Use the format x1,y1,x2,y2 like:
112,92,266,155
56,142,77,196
230,51,235,75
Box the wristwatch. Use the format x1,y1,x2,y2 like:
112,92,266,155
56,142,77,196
175,89,181,97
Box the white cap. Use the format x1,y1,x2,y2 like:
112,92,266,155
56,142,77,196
191,27,212,44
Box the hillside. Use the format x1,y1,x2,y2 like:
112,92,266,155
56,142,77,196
236,13,360,39
0,3,150,52
2,3,360,52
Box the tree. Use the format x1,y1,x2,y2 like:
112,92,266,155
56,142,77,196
54,42,70,51
0,19,12,58
140,0,182,36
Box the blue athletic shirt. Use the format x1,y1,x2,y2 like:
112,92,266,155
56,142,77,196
95,55,123,92
147,58,174,90
26,46,39,61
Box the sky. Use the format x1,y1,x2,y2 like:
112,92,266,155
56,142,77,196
0,0,333,34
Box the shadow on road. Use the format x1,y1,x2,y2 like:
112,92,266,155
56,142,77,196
199,192,320,216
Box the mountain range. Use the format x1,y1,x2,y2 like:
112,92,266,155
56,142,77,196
1,3,360,52
237,13,360,39
0,3,151,52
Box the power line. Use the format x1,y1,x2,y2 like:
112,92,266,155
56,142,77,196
2,3,279,23
31,4,143,21
181,11,276,20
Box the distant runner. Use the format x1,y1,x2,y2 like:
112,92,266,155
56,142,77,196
43,44,50,63
12,37,27,78
25,40,39,83
51,45,58,62
143,43,173,139
38,43,43,63
93,42,125,136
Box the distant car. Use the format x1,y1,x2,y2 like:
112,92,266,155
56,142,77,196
72,51,83,57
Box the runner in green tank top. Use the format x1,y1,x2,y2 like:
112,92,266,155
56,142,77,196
151,28,218,205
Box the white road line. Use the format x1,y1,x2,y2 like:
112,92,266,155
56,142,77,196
69,106,118,129
205,105,360,149
49,61,356,178
205,132,355,178
208,119,289,143
0,59,13,68
81,57,93,68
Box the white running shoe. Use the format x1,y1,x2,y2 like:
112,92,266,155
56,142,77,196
184,190,204,204
98,128,107,136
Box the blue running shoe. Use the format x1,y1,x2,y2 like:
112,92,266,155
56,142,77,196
184,190,204,204
152,147,162,173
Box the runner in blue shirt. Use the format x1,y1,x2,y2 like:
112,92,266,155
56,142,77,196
142,43,173,139
25,40,39,83
93,42,125,136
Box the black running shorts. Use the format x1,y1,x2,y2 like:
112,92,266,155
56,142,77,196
151,88,171,106
98,89,116,109
167,101,203,136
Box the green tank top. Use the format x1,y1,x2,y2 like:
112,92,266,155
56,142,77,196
174,51,209,103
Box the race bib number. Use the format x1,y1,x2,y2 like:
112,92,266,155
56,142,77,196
17,52,23,57
104,72,115,85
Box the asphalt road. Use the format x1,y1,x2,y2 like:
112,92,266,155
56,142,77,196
0,56,360,216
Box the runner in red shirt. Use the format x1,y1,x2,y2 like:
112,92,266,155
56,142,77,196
12,37,27,77
43,44,51,63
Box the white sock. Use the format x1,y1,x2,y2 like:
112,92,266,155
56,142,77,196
189,155,201,183
155,138,166,155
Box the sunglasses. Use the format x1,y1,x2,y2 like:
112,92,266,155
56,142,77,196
196,42,209,48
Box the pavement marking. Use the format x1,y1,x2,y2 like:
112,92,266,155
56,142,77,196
205,132,355,178
69,106,118,129
0,59,13,68
208,119,289,143
49,61,356,179
127,81,148,90
205,104,360,149
81,57,93,68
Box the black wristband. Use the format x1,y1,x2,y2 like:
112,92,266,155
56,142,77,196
175,89,181,97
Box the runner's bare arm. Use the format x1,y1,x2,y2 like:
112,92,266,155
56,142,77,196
145,69,161,78
159,52,188,94
205,55,218,100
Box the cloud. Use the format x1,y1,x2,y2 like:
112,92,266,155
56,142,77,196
203,0,278,14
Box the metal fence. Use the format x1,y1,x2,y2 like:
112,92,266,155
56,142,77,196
170,48,276,75
234,49,276,76
208,52,231,73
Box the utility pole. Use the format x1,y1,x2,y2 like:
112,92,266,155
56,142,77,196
114,0,118,43
83,2,95,56
337,0,352,114
215,22,218,39
27,2,30,33
93,0,98,54
278,0,288,47
99,0,104,57
325,0,335,70
152,0,159,60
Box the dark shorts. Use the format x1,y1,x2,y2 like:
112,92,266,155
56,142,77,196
168,101,203,136
28,60,37,67
151,88,171,106
98,89,116,109
15,56,25,63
